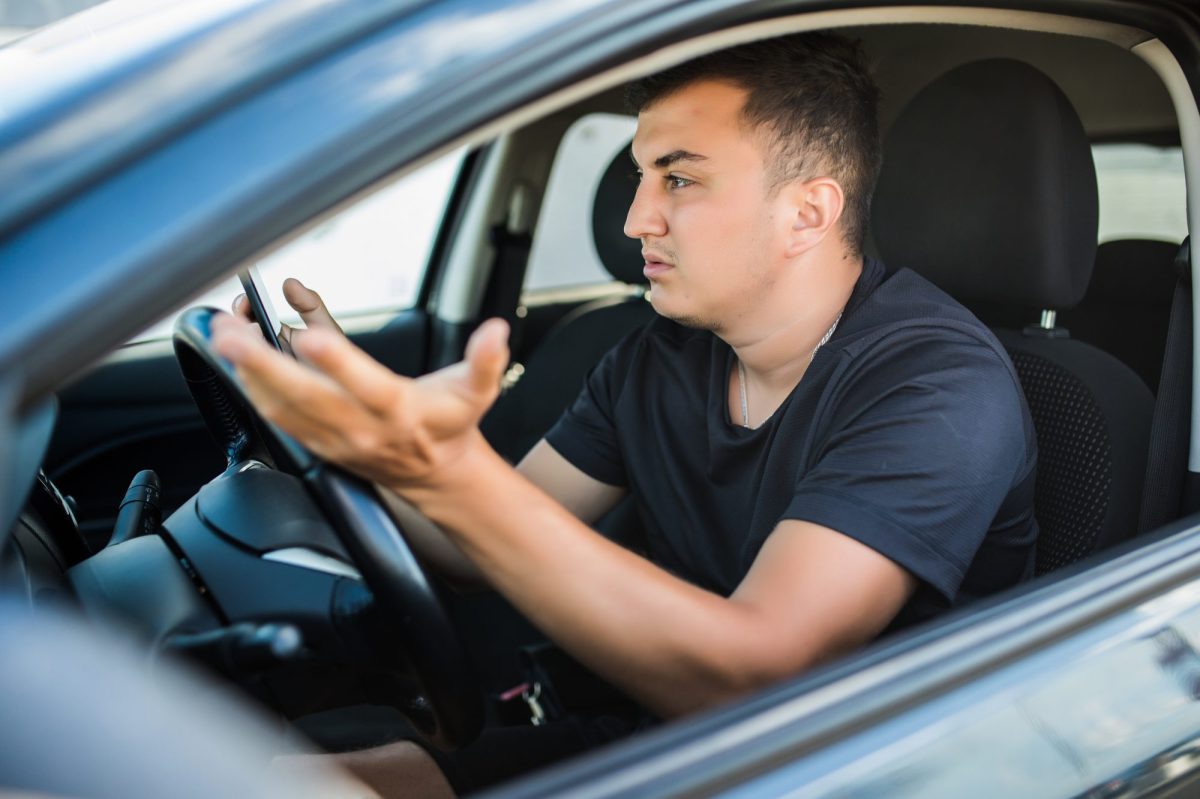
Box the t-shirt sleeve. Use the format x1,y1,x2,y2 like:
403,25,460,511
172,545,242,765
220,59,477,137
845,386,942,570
543,340,631,487
781,330,1032,604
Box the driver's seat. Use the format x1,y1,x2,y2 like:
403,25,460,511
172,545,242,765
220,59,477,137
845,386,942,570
872,59,1155,574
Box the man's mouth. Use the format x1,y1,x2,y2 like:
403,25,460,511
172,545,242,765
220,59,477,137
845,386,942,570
642,250,674,279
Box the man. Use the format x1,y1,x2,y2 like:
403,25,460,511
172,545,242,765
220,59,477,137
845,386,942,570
215,33,1037,797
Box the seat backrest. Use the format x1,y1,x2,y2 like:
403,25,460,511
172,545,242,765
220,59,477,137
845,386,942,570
873,59,1155,574
1059,238,1179,393
481,144,654,463
995,333,1153,571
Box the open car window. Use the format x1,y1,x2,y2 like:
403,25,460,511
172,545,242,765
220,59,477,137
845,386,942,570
1094,142,1187,244
129,148,465,342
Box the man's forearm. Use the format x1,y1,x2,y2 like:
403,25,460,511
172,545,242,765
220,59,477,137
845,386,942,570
376,488,488,591
398,433,811,718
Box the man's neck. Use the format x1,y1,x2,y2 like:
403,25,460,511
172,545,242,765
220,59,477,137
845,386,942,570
726,255,863,394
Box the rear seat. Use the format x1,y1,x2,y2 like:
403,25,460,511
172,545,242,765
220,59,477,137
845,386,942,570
968,238,1178,395
1059,238,1178,394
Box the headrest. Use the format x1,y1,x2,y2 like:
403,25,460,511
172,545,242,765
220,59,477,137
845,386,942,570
592,143,649,286
873,59,1098,310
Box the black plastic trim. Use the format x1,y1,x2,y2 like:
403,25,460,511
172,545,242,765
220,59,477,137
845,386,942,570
418,145,485,314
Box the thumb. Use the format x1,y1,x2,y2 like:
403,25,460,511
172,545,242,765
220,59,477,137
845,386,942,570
464,318,510,397
283,278,343,333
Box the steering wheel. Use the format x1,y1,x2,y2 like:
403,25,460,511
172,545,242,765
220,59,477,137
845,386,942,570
172,307,483,749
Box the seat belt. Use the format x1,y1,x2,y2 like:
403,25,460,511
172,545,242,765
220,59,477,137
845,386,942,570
1139,237,1192,534
479,182,534,359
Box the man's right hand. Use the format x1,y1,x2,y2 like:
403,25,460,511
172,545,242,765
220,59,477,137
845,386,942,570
233,277,344,352
211,304,511,491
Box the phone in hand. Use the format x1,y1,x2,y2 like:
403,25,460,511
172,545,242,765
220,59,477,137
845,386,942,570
237,266,292,355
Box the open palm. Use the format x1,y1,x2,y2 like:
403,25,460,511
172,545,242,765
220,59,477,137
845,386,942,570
212,312,510,489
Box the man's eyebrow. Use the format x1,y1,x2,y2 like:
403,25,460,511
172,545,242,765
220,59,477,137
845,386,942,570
654,150,707,169
628,149,709,169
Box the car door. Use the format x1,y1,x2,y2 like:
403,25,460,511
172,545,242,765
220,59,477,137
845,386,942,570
45,149,474,549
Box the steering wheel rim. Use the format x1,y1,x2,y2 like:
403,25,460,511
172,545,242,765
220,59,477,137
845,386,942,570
173,307,483,749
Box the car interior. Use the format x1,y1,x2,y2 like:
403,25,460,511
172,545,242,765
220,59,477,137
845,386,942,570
4,5,1195,790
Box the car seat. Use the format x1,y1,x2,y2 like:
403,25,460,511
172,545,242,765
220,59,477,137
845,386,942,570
481,148,654,464
968,238,1179,395
1059,238,1179,394
872,59,1155,574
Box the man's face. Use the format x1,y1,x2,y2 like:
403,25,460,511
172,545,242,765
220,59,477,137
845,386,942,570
626,80,789,333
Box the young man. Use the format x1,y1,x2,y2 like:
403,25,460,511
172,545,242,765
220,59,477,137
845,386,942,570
216,33,1037,797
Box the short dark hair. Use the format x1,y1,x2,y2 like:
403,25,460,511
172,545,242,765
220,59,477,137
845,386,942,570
625,33,881,257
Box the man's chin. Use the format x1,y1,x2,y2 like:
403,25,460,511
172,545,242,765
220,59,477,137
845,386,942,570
649,292,717,332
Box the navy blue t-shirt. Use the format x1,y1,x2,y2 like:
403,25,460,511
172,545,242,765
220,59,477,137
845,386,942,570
544,258,1038,629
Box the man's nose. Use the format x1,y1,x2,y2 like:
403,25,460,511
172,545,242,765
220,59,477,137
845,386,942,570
624,180,667,240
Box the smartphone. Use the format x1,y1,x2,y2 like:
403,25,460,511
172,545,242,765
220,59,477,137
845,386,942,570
237,266,290,354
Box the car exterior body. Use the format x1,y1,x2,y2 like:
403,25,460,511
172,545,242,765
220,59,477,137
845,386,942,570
2,0,1200,796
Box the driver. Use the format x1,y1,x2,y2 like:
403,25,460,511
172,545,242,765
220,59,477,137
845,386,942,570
214,32,1037,798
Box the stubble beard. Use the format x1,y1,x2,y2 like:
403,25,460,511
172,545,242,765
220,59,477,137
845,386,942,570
643,245,719,331
651,295,723,334
660,308,721,333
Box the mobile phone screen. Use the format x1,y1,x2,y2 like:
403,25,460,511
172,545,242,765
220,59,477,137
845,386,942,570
237,266,289,354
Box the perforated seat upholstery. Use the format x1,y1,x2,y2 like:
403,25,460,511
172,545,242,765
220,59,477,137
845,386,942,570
996,335,1153,572
1006,351,1110,567
873,59,1155,574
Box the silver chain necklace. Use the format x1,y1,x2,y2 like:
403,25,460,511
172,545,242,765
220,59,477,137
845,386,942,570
738,311,843,429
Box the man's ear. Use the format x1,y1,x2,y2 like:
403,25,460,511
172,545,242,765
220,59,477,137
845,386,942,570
782,178,845,257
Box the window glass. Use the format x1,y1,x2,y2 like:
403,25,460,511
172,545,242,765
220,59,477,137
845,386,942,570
1093,143,1187,245
524,113,638,292
130,149,464,342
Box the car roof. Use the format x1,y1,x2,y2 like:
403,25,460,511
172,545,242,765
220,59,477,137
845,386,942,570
0,0,432,239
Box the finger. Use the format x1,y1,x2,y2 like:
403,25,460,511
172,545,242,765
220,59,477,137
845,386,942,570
283,278,343,334
212,310,263,356
277,323,298,358
232,294,252,320
463,318,511,398
226,297,264,335
212,314,366,445
291,327,404,414
228,296,277,346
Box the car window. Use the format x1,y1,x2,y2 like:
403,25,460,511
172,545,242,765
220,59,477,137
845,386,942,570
1093,142,1186,245
523,112,638,293
130,149,465,342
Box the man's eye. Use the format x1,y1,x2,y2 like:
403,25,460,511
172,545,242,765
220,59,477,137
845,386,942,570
666,175,694,190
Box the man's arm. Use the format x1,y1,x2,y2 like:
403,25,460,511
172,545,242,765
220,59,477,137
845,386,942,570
211,317,914,718
518,440,627,524
380,442,626,590
406,437,915,718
